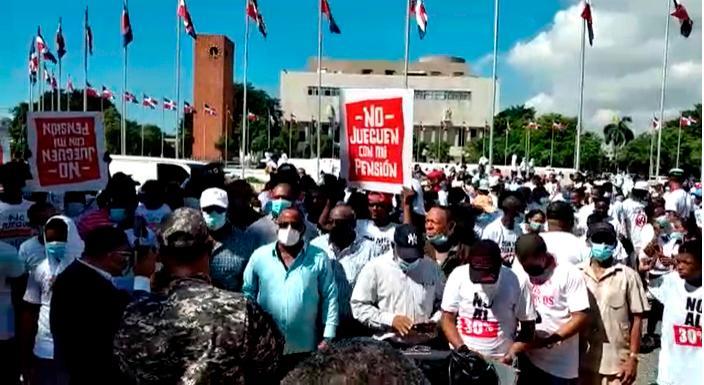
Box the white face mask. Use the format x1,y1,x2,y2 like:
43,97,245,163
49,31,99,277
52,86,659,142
277,226,301,247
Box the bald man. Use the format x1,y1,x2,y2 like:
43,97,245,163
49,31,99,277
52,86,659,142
311,205,375,332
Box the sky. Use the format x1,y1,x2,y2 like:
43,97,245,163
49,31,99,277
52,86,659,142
2,0,701,136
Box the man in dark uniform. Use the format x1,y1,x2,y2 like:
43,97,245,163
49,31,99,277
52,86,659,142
113,208,284,385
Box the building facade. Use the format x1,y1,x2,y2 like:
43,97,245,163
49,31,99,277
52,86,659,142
280,55,497,160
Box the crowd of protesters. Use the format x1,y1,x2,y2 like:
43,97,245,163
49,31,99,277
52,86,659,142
0,155,701,385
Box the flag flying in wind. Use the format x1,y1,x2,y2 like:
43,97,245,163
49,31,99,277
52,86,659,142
177,0,197,38
124,91,138,103
671,1,694,38
527,121,541,130
247,112,257,121
163,98,177,110
321,0,341,34
101,86,115,100
51,73,58,90
56,18,66,59
679,116,698,126
581,1,594,46
86,82,99,97
36,27,57,63
204,104,216,116
67,76,74,92
28,38,38,82
552,121,566,131
410,0,428,39
651,116,660,131
85,7,93,55
246,0,267,38
183,101,196,114
143,94,158,108
122,1,134,47
43,65,51,84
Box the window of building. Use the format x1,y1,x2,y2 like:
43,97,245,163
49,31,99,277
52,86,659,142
361,69,373,74
385,70,396,75
453,72,465,76
324,89,331,96
307,87,314,96
430,71,442,76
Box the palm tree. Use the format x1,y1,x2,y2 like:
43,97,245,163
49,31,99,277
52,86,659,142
603,116,635,147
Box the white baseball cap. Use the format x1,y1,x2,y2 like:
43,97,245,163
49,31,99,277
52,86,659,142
478,179,490,191
200,188,229,209
633,181,649,191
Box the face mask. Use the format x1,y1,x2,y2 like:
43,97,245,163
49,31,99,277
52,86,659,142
65,202,85,218
529,222,543,232
329,224,354,243
656,215,670,230
477,213,491,223
270,199,292,218
277,226,301,246
670,231,684,241
523,264,545,278
109,208,127,224
45,241,68,262
398,258,421,272
590,243,615,262
203,211,227,231
183,197,201,209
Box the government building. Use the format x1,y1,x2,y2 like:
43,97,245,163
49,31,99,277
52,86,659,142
279,55,497,160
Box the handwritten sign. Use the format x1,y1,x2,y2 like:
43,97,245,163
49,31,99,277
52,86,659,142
27,112,108,192
340,89,413,193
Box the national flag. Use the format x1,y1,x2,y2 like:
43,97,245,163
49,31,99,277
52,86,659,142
124,91,138,103
66,76,74,92
183,101,196,114
552,121,565,131
290,113,297,123
55,18,66,59
86,82,99,97
36,27,57,63
101,86,115,100
321,0,341,34
679,116,697,126
410,0,429,39
163,98,177,110
28,37,38,78
651,116,660,131
246,0,267,38
247,112,257,121
85,7,93,55
527,121,540,130
122,1,134,47
51,73,58,90
671,1,694,38
43,65,51,84
204,104,216,116
581,1,594,46
177,0,197,38
142,94,158,109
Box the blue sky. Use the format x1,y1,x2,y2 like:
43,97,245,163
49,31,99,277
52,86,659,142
3,0,565,132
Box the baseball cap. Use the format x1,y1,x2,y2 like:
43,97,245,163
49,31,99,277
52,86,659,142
160,208,210,249
668,168,685,178
393,224,424,261
200,187,228,209
633,181,649,191
478,179,490,192
473,195,495,213
587,222,617,244
488,176,500,188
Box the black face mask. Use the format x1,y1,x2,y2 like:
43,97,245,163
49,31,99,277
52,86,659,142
329,223,355,243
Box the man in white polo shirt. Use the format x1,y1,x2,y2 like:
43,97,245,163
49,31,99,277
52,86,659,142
664,168,692,220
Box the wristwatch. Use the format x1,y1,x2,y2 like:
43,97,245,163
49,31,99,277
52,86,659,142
628,352,639,361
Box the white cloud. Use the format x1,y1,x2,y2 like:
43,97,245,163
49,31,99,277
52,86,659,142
506,0,702,134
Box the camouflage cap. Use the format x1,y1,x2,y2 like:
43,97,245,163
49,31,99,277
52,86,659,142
160,208,209,249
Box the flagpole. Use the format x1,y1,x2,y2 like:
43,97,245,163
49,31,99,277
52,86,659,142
655,0,671,178
141,110,145,156
58,58,62,112
83,8,88,112
403,0,411,88
648,125,655,178
316,0,324,176
175,1,182,159
575,14,586,172
504,123,509,165
161,107,165,157
50,75,54,111
675,120,683,167
550,125,555,166
488,0,500,168
241,8,250,179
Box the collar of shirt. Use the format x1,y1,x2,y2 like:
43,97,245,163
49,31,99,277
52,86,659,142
327,234,367,259
272,242,308,270
580,261,623,282
79,259,113,282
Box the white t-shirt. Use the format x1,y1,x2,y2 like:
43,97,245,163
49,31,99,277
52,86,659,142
18,236,46,273
621,198,649,251
441,265,536,357
540,231,585,266
474,211,501,237
355,219,397,258
649,272,702,385
664,188,692,219
0,199,35,250
524,263,590,379
135,203,172,232
0,241,21,340
481,218,523,266
574,205,593,237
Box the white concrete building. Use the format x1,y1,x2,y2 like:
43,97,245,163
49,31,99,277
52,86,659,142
279,55,497,161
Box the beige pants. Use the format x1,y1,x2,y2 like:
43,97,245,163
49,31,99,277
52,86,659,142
579,371,621,385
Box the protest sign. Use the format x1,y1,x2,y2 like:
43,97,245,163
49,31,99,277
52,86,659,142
26,112,108,192
339,89,413,194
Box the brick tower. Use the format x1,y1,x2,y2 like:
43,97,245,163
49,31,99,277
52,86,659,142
193,35,234,160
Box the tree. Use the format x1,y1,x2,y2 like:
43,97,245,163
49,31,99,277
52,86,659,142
603,116,634,164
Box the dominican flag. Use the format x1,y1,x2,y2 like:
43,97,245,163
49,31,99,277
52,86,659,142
143,94,158,109
85,7,93,55
163,98,177,110
56,18,66,59
581,2,594,46
290,113,297,123
67,76,74,92
43,65,51,84
671,1,694,38
410,0,428,39
177,0,197,38
552,121,565,131
101,86,115,100
321,0,341,34
36,27,57,63
247,112,257,121
122,1,133,47
51,73,58,90
679,116,698,127
183,101,196,114
204,104,216,116
124,91,138,103
527,121,540,130
28,38,38,79
246,0,267,38
651,116,660,131
86,82,99,97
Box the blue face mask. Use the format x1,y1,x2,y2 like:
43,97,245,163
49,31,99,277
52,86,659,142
203,211,227,231
109,208,127,224
45,241,68,261
591,243,615,262
529,222,543,232
427,233,450,247
670,232,684,241
270,199,292,218
398,258,421,272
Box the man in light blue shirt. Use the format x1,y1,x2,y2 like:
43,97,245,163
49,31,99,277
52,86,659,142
243,207,338,370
